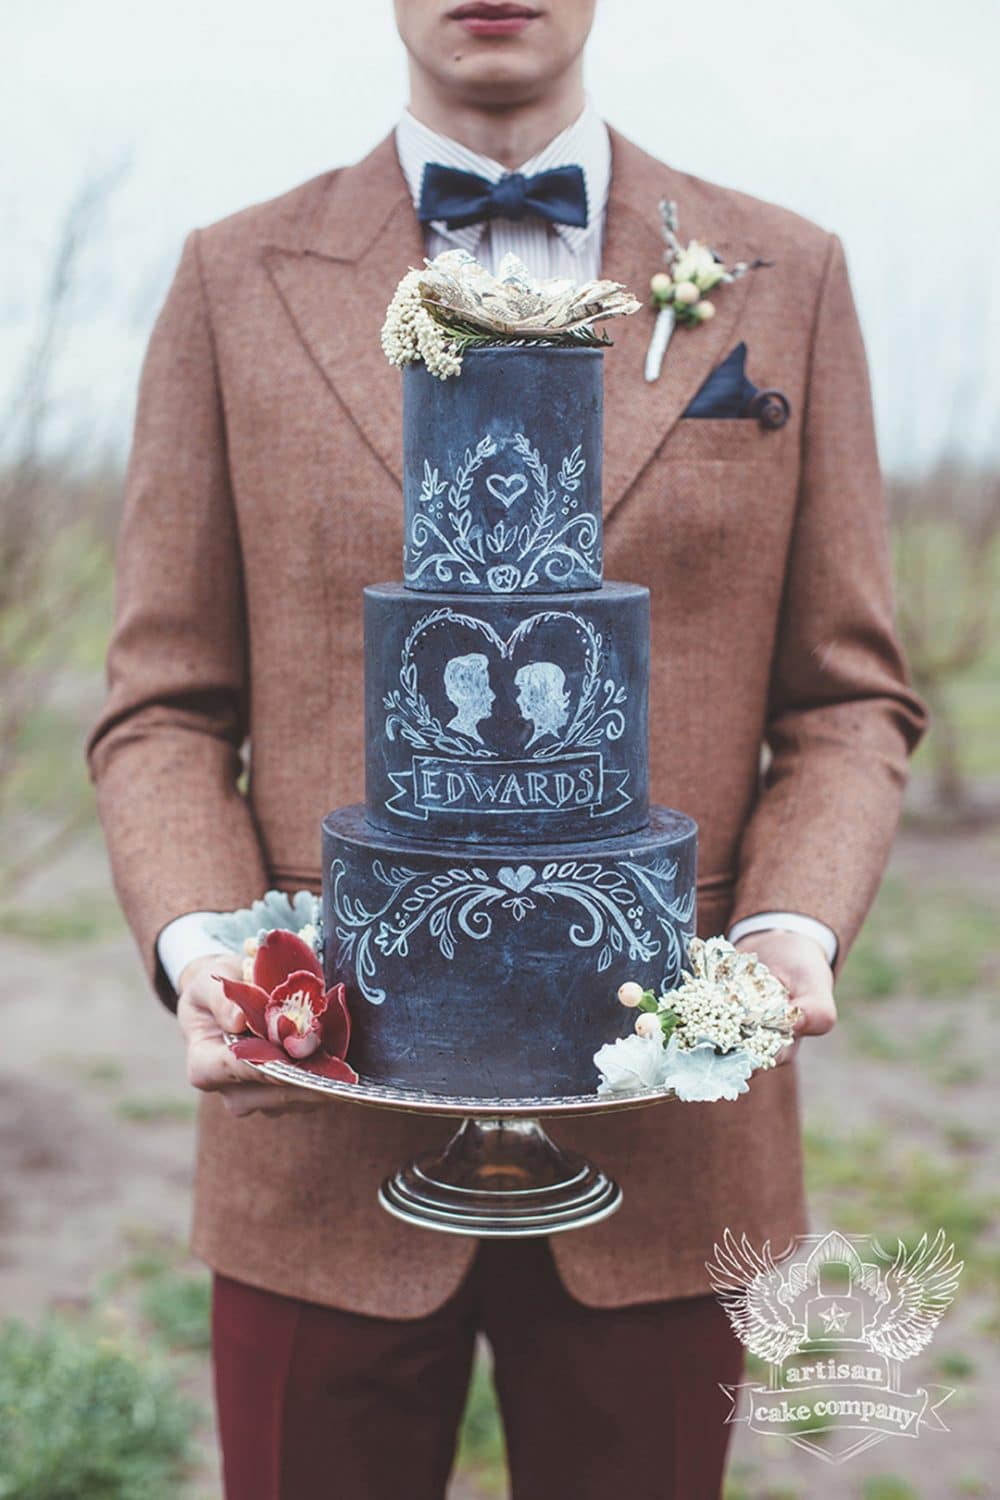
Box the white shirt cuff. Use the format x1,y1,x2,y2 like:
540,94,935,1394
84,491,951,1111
156,910,230,993
726,911,838,966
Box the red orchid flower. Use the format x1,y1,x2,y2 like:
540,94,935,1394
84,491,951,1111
216,929,358,1083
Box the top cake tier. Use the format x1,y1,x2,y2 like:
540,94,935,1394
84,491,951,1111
403,346,603,595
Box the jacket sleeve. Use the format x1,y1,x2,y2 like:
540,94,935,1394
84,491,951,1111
728,234,928,977
85,230,269,1010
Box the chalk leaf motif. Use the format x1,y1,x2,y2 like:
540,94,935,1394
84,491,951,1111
330,856,693,1006
405,430,601,590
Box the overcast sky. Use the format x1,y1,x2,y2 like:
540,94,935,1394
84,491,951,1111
4,0,998,472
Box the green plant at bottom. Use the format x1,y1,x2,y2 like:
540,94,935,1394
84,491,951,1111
0,1313,196,1500
139,1270,212,1353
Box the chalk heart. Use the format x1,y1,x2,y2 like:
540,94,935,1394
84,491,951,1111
485,471,528,509
413,608,582,672
498,865,536,894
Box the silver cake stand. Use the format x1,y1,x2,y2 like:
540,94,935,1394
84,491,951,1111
227,1040,675,1238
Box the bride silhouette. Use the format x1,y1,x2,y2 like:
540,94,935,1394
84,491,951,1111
515,660,570,748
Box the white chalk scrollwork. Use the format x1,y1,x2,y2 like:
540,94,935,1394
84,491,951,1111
329,856,694,1005
405,432,600,592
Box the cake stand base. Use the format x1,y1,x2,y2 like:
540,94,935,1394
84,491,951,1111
379,1116,622,1237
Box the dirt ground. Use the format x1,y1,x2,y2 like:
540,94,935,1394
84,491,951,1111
0,816,997,1500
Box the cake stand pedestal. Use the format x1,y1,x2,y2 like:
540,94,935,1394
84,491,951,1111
379,1113,623,1237
226,1040,674,1238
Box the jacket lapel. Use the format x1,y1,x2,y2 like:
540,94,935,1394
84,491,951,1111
264,134,423,490
600,130,758,526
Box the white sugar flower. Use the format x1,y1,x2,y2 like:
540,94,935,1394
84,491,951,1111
594,1034,669,1096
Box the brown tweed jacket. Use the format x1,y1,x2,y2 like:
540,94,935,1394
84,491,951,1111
86,129,927,1316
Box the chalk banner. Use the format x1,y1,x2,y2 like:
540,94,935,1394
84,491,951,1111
386,752,631,821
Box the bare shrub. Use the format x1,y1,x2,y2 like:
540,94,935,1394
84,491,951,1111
0,177,122,890
888,462,1000,817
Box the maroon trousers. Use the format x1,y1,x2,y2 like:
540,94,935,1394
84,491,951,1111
212,1239,743,1500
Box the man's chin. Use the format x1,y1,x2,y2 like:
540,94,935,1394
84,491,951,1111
444,58,551,105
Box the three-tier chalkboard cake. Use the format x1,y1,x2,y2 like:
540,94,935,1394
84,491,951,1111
322,345,697,1097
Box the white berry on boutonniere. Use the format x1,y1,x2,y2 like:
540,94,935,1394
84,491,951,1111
644,200,767,382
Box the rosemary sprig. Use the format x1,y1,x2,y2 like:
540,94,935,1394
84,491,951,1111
425,310,613,353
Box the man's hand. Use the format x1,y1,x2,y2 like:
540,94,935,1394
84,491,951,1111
176,953,323,1118
731,929,837,1066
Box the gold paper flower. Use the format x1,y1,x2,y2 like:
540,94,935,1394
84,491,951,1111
381,249,640,380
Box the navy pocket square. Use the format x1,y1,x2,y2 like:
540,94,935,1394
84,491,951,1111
683,342,791,429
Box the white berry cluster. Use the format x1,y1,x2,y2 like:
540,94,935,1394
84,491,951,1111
669,986,744,1053
741,1024,787,1069
380,269,463,381
665,937,795,1069
649,239,732,327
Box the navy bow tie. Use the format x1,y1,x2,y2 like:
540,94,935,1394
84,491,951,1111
417,161,588,231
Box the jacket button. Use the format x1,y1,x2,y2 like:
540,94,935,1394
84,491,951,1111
746,389,791,430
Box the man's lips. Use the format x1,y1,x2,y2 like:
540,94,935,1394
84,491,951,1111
448,3,541,37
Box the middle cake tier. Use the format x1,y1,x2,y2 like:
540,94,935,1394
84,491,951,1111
365,581,650,844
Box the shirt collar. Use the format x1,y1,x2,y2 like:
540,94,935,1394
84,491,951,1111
394,98,611,255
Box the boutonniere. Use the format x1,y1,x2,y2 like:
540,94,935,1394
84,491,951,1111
643,199,766,383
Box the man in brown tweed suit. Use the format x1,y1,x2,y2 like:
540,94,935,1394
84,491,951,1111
86,2,927,1496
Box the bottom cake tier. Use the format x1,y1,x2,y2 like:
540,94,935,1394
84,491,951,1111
321,805,698,1097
